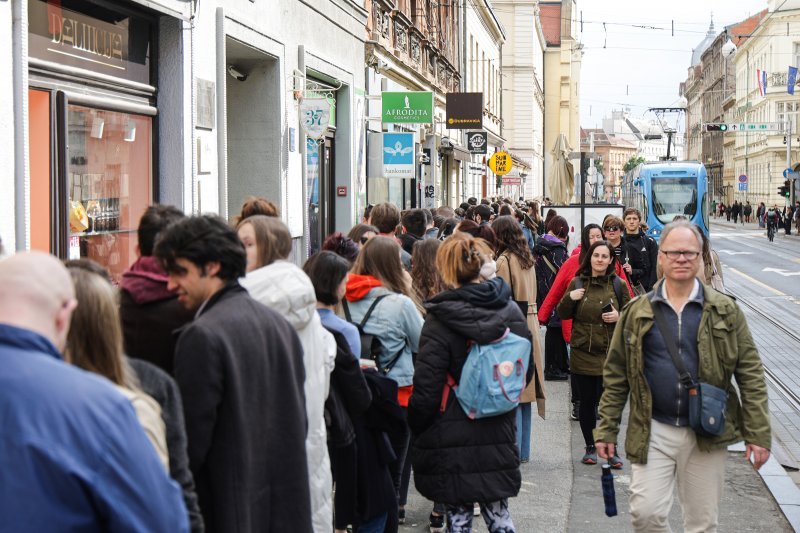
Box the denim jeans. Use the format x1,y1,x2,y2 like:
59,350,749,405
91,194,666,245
515,403,531,461
357,513,388,533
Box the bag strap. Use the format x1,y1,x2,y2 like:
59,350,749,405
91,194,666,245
542,254,558,275
380,347,405,375
612,276,623,305
648,295,696,389
342,294,389,331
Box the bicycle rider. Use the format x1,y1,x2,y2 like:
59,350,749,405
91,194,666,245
766,205,782,241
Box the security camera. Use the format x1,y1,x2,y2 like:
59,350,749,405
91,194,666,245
227,65,248,82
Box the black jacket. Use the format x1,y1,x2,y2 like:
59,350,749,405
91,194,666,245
174,283,311,533
408,278,532,505
325,329,372,448
129,359,204,533
622,230,659,291
533,236,569,313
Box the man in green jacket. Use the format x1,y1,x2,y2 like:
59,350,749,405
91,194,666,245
595,220,771,532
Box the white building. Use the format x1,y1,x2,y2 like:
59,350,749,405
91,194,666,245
495,0,546,200
3,0,368,275
732,0,800,207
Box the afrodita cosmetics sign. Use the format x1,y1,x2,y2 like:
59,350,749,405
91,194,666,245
381,92,434,124
382,133,415,179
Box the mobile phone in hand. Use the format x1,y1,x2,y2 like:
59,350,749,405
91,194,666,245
601,302,614,314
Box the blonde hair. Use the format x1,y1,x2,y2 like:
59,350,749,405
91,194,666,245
436,234,485,287
65,266,133,388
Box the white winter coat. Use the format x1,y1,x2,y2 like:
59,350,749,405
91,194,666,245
242,261,336,533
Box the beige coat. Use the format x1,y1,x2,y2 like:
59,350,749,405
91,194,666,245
117,385,169,471
496,252,546,418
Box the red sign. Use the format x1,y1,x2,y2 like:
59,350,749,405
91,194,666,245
336,185,348,197
501,177,522,186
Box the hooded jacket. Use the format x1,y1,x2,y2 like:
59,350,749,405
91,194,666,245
120,256,194,375
408,278,533,504
241,261,336,533
622,229,659,291
344,275,423,388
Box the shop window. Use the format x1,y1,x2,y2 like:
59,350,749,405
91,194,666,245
66,105,152,283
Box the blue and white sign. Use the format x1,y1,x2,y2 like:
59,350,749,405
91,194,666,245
383,132,415,179
738,182,748,191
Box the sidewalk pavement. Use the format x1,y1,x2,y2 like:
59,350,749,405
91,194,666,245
401,380,792,532
711,216,798,235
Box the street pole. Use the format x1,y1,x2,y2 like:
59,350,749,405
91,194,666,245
787,118,793,206
589,132,595,202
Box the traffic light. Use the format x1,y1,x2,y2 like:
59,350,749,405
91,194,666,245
705,123,729,132
778,179,790,198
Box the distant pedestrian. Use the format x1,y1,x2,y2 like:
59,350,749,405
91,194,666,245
156,215,311,533
744,201,752,223
757,202,766,228
408,235,533,533
596,221,771,532
0,252,188,531
725,204,731,221
622,207,659,293
732,201,740,224
238,215,337,533
784,206,794,236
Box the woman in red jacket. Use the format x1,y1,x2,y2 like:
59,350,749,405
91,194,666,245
538,223,634,420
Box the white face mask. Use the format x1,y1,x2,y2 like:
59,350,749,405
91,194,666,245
479,259,497,281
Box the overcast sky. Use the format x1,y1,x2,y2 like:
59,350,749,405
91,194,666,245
578,0,769,131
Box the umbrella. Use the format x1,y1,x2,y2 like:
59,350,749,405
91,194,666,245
549,134,574,204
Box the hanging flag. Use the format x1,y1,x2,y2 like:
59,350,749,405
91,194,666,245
789,66,798,95
757,69,767,97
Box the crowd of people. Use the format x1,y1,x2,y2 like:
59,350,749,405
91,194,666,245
0,194,772,533
714,198,800,237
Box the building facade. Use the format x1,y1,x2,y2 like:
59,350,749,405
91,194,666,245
732,0,799,207
540,0,582,200
580,128,638,201
495,0,545,200
4,0,370,271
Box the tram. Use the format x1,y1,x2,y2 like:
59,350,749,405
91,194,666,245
619,161,709,242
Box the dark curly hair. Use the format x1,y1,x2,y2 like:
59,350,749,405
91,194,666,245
491,215,534,269
155,215,246,281
321,232,359,263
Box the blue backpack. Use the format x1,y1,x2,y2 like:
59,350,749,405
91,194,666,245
443,328,532,420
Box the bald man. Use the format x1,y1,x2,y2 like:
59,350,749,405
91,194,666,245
0,252,189,532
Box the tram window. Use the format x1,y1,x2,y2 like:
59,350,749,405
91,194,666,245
651,177,697,224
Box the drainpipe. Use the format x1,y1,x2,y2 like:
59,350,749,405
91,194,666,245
216,7,228,220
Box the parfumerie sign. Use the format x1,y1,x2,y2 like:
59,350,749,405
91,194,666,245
28,0,151,85
382,92,434,124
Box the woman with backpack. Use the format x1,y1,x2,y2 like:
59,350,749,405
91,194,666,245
557,240,630,468
533,216,570,381
408,234,534,532
343,236,423,527
492,215,546,464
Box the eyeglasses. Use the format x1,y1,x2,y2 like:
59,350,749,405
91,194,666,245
660,250,700,260
604,226,621,232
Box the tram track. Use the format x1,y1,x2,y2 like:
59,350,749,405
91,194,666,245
727,288,800,416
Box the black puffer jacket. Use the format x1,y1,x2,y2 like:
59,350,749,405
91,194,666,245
408,277,532,505
622,230,658,291
533,236,569,312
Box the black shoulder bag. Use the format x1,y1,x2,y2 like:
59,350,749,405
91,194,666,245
342,295,405,376
649,299,728,437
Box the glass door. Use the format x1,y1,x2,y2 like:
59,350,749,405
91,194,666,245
306,135,335,257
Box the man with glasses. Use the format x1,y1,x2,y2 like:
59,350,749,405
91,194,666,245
595,220,771,532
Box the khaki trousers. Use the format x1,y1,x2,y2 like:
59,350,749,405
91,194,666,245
629,420,727,533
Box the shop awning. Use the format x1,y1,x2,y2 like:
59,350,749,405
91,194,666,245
452,145,472,162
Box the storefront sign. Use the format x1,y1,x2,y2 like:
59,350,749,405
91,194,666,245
467,132,488,154
446,93,483,129
501,177,522,186
300,99,331,139
381,92,434,124
28,0,151,85
488,151,512,176
383,133,415,179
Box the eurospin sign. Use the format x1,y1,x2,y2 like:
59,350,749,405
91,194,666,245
381,92,434,124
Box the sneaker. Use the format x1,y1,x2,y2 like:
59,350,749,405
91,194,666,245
609,455,623,469
398,508,405,525
473,502,481,516
582,445,597,465
570,402,579,421
429,513,445,533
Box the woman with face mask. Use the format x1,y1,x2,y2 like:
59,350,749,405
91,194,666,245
557,241,630,468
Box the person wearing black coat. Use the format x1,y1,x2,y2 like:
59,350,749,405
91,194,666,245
534,217,570,380
155,215,311,533
129,359,204,532
408,235,533,532
621,208,659,292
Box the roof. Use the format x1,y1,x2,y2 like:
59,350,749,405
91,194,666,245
691,17,716,66
539,3,562,46
729,9,768,46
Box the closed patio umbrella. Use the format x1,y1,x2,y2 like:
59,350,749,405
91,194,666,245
549,134,574,204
